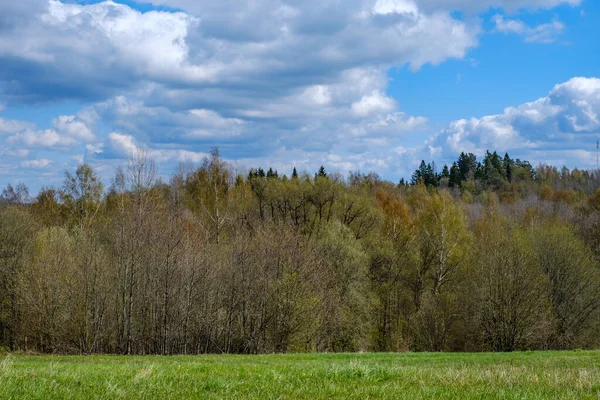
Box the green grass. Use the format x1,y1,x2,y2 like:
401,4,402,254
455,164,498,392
1,351,599,399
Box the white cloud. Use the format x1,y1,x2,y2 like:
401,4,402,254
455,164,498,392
104,132,138,159
91,67,430,165
0,149,30,158
493,14,564,43
351,91,397,117
493,14,527,33
7,129,77,149
95,96,247,141
3,114,95,150
0,0,479,104
149,0,580,15
100,132,207,163
0,118,35,135
373,0,419,15
53,115,95,142
0,0,587,186
429,77,600,168
0,1,204,102
20,159,51,169
300,86,333,107
41,0,204,81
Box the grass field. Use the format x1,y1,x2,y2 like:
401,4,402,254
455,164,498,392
1,351,599,399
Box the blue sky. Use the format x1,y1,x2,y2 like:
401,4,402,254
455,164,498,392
0,0,598,193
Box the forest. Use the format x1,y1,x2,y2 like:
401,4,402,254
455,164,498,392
1,148,600,355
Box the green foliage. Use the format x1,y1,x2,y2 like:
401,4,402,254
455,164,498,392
531,224,600,349
2,352,600,399
0,207,37,350
412,150,541,194
314,222,373,352
471,216,552,352
411,160,438,187
315,165,327,179
1,148,600,355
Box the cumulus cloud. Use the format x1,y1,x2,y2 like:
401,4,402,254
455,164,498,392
5,114,95,149
493,14,564,43
0,0,480,104
95,96,245,141
0,118,35,135
0,0,588,187
429,77,600,167
7,129,77,149
97,132,208,164
351,91,397,117
0,0,476,181
148,0,581,16
53,115,95,142
0,1,201,102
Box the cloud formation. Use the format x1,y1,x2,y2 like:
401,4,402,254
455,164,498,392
146,0,582,16
99,132,208,164
0,0,479,105
5,114,95,150
0,0,590,189
430,77,600,167
0,0,477,180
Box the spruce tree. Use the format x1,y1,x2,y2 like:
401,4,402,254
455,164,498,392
315,166,327,179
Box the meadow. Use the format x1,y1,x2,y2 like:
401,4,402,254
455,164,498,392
1,351,599,399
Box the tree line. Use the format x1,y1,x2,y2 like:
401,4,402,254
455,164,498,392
1,148,600,354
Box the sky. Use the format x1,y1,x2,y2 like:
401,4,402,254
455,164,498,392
0,0,599,193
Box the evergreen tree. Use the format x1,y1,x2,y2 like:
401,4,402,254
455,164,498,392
482,151,505,188
412,161,438,187
315,166,327,179
457,152,477,182
411,160,426,185
503,153,513,182
441,164,450,179
449,162,460,188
